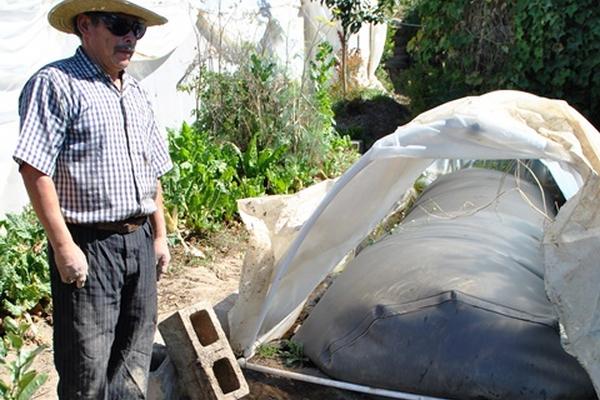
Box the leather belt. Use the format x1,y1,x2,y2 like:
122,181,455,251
79,216,148,234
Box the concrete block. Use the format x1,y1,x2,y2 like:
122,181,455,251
158,301,249,400
148,343,180,400
213,292,238,339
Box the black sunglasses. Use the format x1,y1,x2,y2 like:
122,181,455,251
92,12,147,40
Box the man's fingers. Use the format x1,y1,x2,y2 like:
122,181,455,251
54,242,88,286
156,255,169,281
61,270,87,287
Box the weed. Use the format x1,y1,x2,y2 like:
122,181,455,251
256,343,279,359
254,340,310,368
0,208,50,319
279,340,309,368
0,317,48,400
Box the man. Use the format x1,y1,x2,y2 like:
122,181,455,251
13,1,172,398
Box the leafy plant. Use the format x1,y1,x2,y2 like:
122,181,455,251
255,340,310,368
278,340,309,368
309,42,336,125
398,0,600,128
194,50,345,168
0,317,48,400
161,123,243,233
0,209,50,318
163,50,358,234
255,343,280,359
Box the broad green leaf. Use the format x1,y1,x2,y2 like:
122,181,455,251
17,370,36,392
16,373,48,400
20,346,47,373
6,332,23,351
3,317,19,334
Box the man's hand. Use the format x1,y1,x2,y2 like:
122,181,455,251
150,181,170,281
54,241,88,288
154,237,171,280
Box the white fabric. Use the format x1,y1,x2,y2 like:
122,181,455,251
300,0,387,88
229,179,338,351
229,90,600,395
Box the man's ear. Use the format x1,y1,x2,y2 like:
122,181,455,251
76,14,91,35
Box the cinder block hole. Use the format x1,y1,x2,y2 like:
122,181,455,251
190,310,219,346
213,358,240,394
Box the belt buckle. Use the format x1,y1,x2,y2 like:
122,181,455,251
122,216,147,233
95,217,145,234
121,222,139,233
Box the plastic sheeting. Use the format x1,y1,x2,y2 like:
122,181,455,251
229,90,600,396
300,0,387,89
295,168,595,399
544,172,600,395
229,179,338,348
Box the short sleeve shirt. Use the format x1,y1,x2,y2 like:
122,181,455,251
14,47,172,224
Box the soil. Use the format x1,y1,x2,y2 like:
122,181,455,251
27,225,387,400
333,95,411,152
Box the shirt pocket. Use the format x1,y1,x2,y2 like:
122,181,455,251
63,137,109,210
67,140,99,163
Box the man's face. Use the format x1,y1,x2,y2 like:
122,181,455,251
78,13,146,78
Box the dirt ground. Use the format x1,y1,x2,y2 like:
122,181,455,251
27,226,386,400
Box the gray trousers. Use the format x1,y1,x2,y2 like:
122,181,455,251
49,221,157,399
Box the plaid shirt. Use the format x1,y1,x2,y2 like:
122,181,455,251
14,47,172,224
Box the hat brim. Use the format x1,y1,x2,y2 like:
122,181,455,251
48,0,168,34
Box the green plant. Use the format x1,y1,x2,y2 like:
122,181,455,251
255,340,310,368
278,340,309,368
163,50,359,234
194,50,347,169
399,0,600,128
321,135,359,176
255,343,280,359
309,42,336,125
161,123,243,232
0,317,48,400
0,209,50,318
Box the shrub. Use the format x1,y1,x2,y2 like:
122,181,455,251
161,124,244,232
163,48,358,233
397,0,600,128
0,209,49,318
193,49,344,170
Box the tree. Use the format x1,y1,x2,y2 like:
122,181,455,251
319,0,396,95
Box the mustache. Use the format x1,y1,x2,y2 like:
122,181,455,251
115,44,135,53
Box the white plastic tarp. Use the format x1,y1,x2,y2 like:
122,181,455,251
229,90,600,395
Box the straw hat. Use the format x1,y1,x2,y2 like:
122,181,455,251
48,0,168,34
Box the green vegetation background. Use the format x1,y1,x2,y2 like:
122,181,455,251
394,0,599,129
